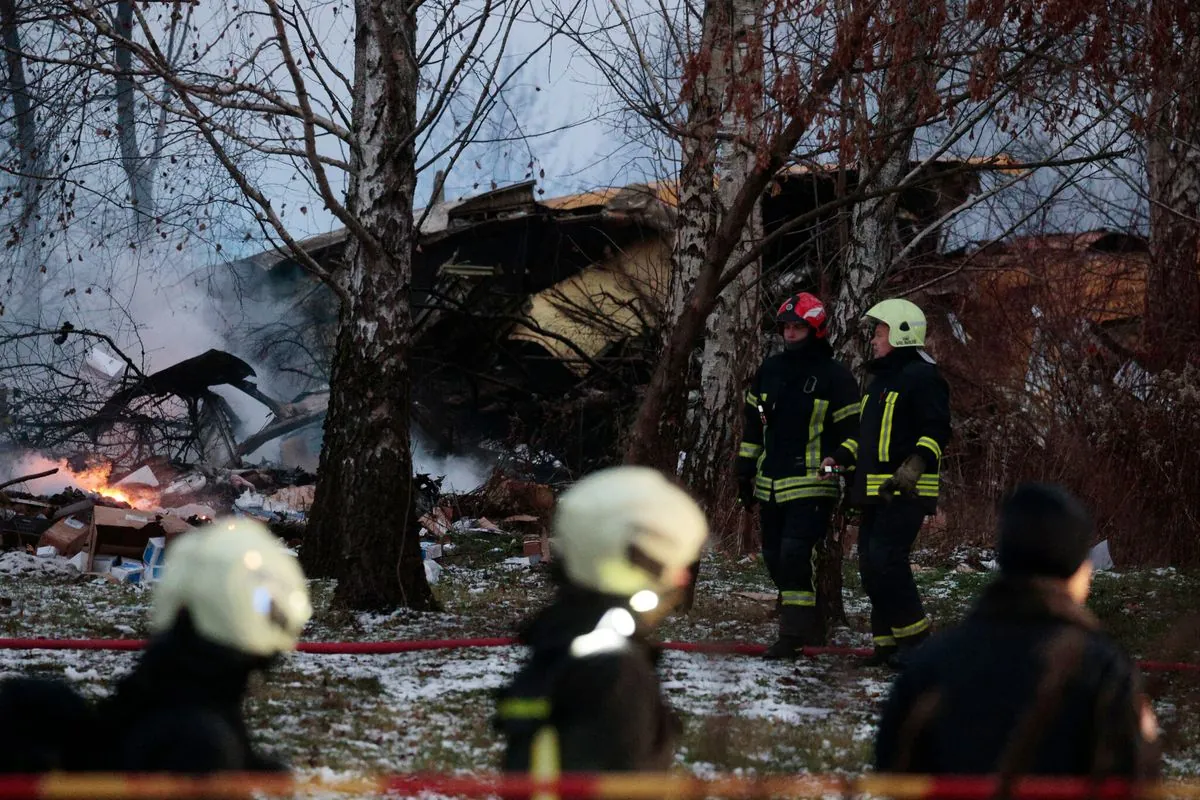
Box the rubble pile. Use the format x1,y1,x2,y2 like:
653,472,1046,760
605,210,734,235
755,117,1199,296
416,470,558,582
3,449,560,590
0,456,318,585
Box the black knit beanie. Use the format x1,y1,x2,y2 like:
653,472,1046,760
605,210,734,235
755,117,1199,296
997,483,1093,578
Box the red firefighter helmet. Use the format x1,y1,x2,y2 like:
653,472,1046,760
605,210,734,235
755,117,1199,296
776,292,828,339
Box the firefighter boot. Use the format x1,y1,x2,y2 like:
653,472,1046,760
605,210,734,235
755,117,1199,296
886,628,931,671
763,605,823,659
856,639,898,667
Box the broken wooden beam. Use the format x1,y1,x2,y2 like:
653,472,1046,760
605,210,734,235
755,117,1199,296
0,468,59,492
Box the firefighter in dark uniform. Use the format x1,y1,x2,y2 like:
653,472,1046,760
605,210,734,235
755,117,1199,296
822,298,951,668
0,517,310,775
736,292,859,658
875,483,1160,779
97,517,312,772
494,466,708,773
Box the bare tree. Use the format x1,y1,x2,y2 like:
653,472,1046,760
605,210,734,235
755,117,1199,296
681,0,764,532
24,0,568,608
0,0,45,321
1143,3,1200,369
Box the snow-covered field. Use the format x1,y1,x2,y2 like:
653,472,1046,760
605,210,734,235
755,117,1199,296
2,538,1198,794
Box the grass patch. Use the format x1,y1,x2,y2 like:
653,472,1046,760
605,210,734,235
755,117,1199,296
680,713,872,774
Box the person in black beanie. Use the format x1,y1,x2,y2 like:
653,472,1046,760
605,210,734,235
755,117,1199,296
875,483,1160,779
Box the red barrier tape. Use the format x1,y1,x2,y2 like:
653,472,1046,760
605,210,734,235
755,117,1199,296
0,637,1196,672
0,771,1194,800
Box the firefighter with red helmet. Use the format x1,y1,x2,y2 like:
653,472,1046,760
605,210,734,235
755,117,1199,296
736,292,860,658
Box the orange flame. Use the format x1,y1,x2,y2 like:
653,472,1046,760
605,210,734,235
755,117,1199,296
65,464,158,509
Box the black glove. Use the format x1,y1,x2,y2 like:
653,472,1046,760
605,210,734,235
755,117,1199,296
879,454,926,501
736,473,757,508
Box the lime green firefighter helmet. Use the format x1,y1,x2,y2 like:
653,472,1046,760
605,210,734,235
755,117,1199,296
864,298,927,348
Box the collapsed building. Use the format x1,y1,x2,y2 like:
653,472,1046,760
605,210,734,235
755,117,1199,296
229,161,994,473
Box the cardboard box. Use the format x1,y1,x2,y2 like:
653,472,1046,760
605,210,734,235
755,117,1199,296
522,535,551,563
39,504,198,572
142,536,167,568
109,560,144,584
38,516,90,556
91,554,117,574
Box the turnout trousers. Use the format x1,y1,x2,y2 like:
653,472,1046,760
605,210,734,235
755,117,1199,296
857,496,930,648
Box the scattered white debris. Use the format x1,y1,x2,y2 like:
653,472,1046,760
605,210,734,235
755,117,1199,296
162,473,208,496
115,465,159,488
234,485,315,516
1090,539,1114,571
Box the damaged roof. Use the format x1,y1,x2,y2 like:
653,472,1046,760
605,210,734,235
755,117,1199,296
937,229,1149,326
244,156,1010,273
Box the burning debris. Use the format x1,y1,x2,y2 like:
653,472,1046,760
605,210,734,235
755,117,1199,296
0,445,321,585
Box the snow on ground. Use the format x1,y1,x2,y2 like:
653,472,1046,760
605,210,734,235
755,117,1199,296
0,550,80,578
1,535,1198,792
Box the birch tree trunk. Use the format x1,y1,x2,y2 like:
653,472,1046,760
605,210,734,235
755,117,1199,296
1,0,43,322
687,0,763,535
1144,10,1200,371
624,5,871,478
638,0,730,480
629,0,764,518
301,0,435,610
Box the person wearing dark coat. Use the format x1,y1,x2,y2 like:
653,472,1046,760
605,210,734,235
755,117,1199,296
96,611,290,772
874,483,1160,779
494,466,708,773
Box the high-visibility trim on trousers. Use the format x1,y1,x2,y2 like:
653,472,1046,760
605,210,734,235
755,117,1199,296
781,590,816,607
893,617,931,639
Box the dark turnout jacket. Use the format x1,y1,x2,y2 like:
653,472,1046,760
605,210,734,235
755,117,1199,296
739,339,860,504
834,348,951,511
495,591,680,772
875,577,1160,779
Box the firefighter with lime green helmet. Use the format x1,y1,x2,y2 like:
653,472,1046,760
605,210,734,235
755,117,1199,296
97,517,312,772
494,466,708,773
822,297,951,669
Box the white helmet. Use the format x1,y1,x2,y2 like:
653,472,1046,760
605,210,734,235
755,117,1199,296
551,466,708,602
150,517,313,657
